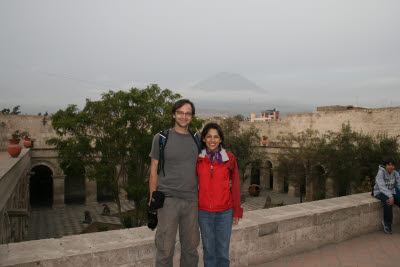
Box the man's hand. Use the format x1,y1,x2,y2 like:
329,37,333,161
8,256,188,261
387,197,394,206
148,198,157,214
148,195,155,206
233,217,240,226
149,158,158,206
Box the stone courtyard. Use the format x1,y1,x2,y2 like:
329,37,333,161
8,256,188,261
26,201,135,241
25,189,300,241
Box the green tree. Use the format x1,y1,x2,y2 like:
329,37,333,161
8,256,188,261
322,124,379,196
277,129,324,202
276,123,400,199
47,85,190,226
220,117,261,181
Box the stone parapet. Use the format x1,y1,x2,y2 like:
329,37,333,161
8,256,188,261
0,149,31,244
0,192,396,266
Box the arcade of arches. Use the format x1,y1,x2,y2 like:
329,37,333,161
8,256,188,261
28,149,100,208
28,163,99,208
244,161,331,201
30,149,337,208
8,147,338,215
242,148,335,202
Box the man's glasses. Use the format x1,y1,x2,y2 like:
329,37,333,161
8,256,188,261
175,111,193,117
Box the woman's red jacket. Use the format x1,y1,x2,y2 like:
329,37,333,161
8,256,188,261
197,148,243,218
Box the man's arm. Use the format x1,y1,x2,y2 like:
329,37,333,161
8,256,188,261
149,158,159,204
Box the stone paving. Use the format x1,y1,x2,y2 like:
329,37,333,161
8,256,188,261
25,201,135,241
258,225,400,267
242,188,300,212
25,188,298,241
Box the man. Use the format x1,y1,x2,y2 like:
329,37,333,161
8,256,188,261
373,159,400,234
149,99,200,266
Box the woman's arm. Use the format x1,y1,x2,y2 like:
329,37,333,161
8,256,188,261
229,153,243,221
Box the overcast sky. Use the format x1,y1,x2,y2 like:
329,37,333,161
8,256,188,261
1,0,399,115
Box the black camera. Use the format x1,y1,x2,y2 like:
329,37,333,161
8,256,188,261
147,191,165,230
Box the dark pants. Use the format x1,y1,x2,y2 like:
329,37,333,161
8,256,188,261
375,193,400,225
198,209,233,267
155,197,200,267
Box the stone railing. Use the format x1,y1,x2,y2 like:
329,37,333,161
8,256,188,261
0,149,31,244
0,192,396,266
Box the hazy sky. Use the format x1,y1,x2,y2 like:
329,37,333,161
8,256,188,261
1,0,399,115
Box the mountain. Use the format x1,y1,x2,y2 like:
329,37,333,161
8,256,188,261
192,72,265,92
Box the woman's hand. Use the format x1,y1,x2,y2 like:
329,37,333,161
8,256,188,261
233,217,240,225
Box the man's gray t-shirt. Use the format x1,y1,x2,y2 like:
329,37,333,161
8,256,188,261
149,129,199,200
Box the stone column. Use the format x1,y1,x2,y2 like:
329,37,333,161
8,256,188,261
305,182,314,201
325,177,335,199
241,164,252,192
259,167,269,189
85,178,98,205
288,180,300,197
52,175,65,208
119,188,129,203
265,168,271,189
273,170,285,193
244,164,252,182
242,177,251,193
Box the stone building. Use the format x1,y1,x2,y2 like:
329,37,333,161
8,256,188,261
243,106,400,200
1,106,400,243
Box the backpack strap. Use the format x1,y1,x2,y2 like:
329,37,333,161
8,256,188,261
189,129,202,153
157,129,169,176
157,129,200,176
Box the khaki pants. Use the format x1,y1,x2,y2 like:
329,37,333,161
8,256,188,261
155,197,200,267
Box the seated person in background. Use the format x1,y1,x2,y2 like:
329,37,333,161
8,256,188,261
373,159,400,234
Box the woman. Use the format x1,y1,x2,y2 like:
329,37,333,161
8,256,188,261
197,122,243,267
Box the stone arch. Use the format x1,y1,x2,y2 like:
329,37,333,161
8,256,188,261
30,165,53,207
259,159,274,190
30,160,66,208
31,160,62,177
250,161,261,185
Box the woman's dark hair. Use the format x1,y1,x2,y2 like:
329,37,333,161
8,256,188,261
200,122,225,149
172,99,195,115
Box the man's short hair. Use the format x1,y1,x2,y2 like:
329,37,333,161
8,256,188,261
383,158,396,166
172,99,195,115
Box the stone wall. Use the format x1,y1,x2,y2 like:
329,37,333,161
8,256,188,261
0,149,31,244
0,115,56,151
0,193,396,266
242,107,400,144
2,107,400,152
